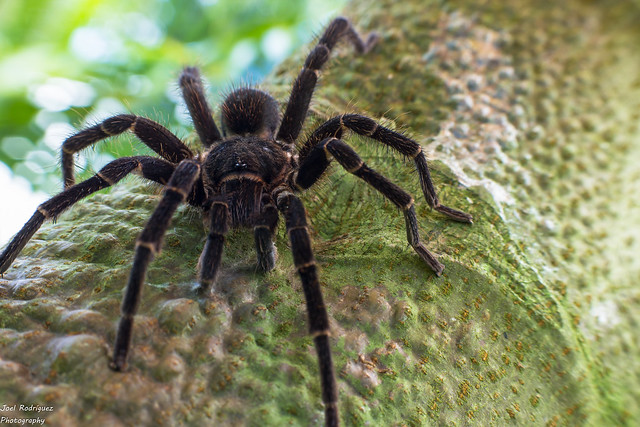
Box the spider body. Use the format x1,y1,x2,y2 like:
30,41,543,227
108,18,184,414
204,134,289,224
0,17,472,427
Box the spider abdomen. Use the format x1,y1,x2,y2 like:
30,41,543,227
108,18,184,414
221,88,280,138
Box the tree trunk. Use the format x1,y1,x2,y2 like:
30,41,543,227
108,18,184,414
1,0,638,425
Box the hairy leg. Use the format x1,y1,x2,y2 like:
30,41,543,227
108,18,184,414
297,137,448,275
299,114,473,223
0,156,175,275
273,187,339,426
179,67,223,147
62,115,192,188
111,159,201,371
276,17,378,146
197,199,229,295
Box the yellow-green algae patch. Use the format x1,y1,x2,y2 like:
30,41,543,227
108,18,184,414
1,0,640,425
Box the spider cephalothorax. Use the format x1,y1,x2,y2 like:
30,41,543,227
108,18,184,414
0,17,472,427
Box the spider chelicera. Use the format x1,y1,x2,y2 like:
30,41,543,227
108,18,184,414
0,17,472,426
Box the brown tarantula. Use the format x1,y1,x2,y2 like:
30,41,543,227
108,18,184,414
0,17,472,426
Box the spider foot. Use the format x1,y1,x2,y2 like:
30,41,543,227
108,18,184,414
413,244,445,276
435,204,473,224
363,32,380,53
109,355,127,372
196,281,213,297
324,402,339,427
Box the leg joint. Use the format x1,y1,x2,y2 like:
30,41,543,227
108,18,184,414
296,260,317,271
403,199,415,211
96,172,115,186
274,187,295,206
211,200,229,208
287,225,309,234
411,145,423,158
312,329,331,338
367,122,379,136
164,185,189,199
135,240,157,255
100,122,115,136
36,206,49,219
346,160,364,174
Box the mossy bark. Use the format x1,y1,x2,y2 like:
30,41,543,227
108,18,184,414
1,0,639,425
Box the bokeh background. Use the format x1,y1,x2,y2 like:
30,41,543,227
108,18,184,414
0,0,346,244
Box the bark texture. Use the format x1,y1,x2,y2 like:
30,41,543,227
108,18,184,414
1,0,639,425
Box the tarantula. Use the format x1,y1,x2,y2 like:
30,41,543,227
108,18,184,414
0,17,472,426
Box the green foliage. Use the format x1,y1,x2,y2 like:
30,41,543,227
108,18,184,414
0,0,346,193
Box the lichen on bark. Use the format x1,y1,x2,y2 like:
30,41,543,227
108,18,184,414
1,0,639,425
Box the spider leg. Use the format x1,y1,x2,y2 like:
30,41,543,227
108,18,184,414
276,17,378,146
111,159,200,371
179,67,223,147
297,137,447,275
272,187,338,426
0,156,175,276
253,194,279,272
299,114,473,223
62,115,193,188
197,199,229,295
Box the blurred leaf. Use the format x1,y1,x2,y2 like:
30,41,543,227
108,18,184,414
0,0,346,193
